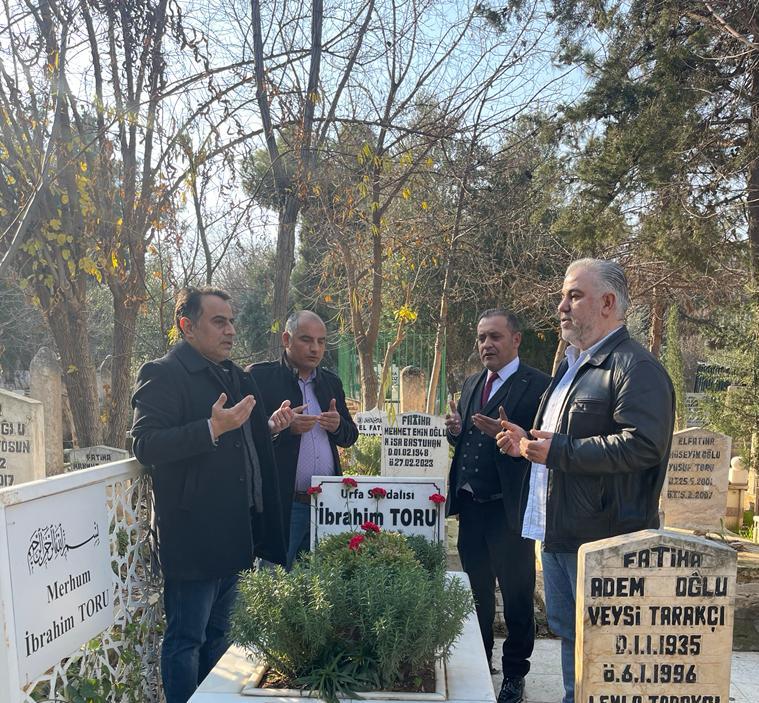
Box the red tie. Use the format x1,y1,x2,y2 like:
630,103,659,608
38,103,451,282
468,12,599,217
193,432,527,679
481,371,498,407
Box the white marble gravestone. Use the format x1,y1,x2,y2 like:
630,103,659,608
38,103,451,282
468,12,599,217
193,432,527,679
0,388,45,488
661,427,731,530
355,408,388,436
381,412,449,480
576,529,737,703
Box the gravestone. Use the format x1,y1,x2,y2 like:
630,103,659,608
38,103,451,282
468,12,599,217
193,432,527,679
576,529,737,703
29,346,64,476
355,408,388,436
381,412,449,480
309,475,446,548
0,389,45,488
661,428,731,530
399,366,426,413
69,445,129,471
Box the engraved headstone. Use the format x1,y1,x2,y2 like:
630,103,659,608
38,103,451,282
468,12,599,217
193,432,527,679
0,388,45,488
400,366,426,413
661,428,731,530
355,408,388,436
29,346,64,476
69,445,129,471
381,412,448,480
576,529,737,703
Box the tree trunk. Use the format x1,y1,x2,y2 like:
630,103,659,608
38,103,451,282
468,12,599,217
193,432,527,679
426,253,452,414
376,318,407,410
269,196,300,355
45,292,102,447
357,339,378,411
551,337,568,376
747,63,759,474
104,292,140,448
648,291,665,357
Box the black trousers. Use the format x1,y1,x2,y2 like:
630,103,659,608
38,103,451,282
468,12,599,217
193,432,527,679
457,492,536,678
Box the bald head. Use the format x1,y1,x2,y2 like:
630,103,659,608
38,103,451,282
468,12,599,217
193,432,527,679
283,310,327,377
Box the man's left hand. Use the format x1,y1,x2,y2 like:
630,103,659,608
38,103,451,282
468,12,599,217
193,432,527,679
518,429,553,463
471,413,502,438
318,398,341,433
268,399,294,433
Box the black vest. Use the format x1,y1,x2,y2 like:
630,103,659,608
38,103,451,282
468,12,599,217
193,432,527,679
455,374,515,501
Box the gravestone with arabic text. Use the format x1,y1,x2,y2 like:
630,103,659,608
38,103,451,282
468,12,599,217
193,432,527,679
576,529,736,703
355,408,388,436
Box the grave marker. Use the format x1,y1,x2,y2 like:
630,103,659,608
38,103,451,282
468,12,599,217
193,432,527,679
576,529,737,703
661,427,731,530
69,445,129,472
309,475,446,548
355,408,387,436
0,389,44,488
381,411,449,479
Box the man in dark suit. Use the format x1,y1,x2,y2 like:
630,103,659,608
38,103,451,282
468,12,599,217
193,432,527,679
131,286,292,703
249,310,359,569
446,309,550,703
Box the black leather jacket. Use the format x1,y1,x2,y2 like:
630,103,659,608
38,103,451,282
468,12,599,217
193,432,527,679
539,327,675,553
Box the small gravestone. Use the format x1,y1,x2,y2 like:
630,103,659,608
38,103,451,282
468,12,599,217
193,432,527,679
400,366,426,413
381,412,448,479
309,475,446,548
0,389,45,488
576,529,737,703
355,408,387,436
69,445,129,471
29,347,64,476
661,428,731,530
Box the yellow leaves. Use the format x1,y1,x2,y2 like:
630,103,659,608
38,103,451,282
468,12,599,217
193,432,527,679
0,207,7,217
67,259,76,277
167,325,180,345
18,278,28,290
147,244,158,255
79,256,102,283
111,252,119,270
421,201,428,210
324,294,332,303
49,218,62,230
6,174,15,185
399,152,413,167
116,217,123,227
61,248,70,260
312,184,321,197
57,234,67,245
270,318,281,333
80,161,87,173
394,305,418,323
61,193,69,205
402,187,411,200
66,364,78,375
152,270,162,279
426,157,434,168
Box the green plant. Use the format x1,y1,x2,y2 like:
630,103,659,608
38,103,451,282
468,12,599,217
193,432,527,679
341,435,381,475
231,530,473,703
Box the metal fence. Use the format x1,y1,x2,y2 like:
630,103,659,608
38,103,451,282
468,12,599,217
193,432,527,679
335,332,447,413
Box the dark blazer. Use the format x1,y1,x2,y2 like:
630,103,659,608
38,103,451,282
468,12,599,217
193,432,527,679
249,357,359,530
131,341,287,580
446,361,551,533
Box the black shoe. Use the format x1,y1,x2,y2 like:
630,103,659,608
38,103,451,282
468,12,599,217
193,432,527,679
497,676,525,703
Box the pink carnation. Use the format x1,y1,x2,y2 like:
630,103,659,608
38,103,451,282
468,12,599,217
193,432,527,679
341,477,358,488
348,534,365,551
361,521,381,533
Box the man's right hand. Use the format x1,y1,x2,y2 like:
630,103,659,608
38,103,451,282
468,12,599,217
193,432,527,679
289,404,319,435
445,399,462,436
495,407,527,458
209,392,256,439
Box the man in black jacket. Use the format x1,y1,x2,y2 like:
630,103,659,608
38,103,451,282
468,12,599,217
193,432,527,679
249,310,359,569
445,310,550,703
497,259,675,703
131,287,292,703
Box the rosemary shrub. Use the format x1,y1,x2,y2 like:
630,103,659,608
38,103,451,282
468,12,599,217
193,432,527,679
231,530,473,702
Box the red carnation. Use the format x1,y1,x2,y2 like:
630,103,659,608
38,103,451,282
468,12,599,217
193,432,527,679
361,521,381,533
306,486,322,495
368,487,387,499
342,477,358,488
429,493,446,504
348,534,365,551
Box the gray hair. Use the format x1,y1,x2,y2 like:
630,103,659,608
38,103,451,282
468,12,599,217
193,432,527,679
566,258,630,317
285,310,326,336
